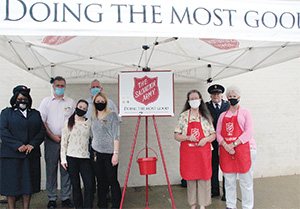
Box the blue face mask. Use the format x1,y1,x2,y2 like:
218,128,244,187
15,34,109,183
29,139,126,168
55,87,65,96
91,88,101,96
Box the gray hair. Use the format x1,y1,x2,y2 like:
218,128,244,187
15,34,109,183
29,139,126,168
90,79,102,87
226,86,241,97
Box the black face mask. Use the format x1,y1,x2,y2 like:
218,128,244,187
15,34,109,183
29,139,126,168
75,107,87,117
16,101,28,111
228,98,239,106
95,102,107,111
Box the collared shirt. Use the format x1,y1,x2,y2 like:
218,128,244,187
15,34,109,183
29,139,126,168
213,102,222,109
85,97,122,122
16,108,27,118
39,95,75,136
174,109,215,137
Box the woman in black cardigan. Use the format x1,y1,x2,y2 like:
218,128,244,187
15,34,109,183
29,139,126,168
0,85,46,209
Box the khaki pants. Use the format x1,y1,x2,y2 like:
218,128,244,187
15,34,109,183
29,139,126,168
187,179,211,207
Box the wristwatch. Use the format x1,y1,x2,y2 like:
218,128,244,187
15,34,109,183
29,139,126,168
233,141,238,147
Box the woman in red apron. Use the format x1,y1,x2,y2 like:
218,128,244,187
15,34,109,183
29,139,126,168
216,86,257,209
174,90,216,209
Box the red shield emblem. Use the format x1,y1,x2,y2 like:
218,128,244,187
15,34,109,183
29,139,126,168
42,36,76,45
133,76,159,106
226,122,234,136
200,38,239,50
191,128,200,142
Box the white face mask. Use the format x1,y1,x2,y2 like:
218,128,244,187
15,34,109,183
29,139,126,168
189,99,201,109
19,103,27,110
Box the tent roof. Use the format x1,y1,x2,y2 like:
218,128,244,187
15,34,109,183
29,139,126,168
0,35,299,84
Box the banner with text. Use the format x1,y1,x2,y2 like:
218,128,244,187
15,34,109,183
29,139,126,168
119,71,174,117
0,0,299,41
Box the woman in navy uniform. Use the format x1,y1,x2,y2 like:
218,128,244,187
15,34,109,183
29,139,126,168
0,85,46,209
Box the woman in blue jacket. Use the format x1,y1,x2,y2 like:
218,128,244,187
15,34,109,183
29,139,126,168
0,85,46,209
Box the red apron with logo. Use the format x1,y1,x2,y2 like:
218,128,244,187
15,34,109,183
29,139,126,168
180,110,212,180
219,109,251,173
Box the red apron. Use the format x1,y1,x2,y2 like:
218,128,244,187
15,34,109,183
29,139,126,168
180,110,212,180
219,108,251,173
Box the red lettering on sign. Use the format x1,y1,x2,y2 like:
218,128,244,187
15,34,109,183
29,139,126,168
133,76,159,106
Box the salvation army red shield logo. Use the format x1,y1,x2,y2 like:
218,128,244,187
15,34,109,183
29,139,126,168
200,38,239,50
42,36,76,45
226,122,234,136
133,76,159,106
191,128,201,142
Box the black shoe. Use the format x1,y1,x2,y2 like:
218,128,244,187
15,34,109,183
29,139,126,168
47,201,56,209
62,199,74,208
221,195,226,201
106,193,111,202
211,193,220,198
181,179,187,187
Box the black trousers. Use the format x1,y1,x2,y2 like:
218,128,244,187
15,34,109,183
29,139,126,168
211,140,220,196
67,156,95,209
92,152,121,209
211,140,226,197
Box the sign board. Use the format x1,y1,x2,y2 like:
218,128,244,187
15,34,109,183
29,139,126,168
119,71,174,117
0,0,299,42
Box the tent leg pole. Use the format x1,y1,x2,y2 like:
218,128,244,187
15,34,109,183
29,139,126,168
152,116,176,209
120,116,142,209
145,116,150,209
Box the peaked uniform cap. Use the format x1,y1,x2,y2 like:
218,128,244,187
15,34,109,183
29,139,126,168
207,84,225,94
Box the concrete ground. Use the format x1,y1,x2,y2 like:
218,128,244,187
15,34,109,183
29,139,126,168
1,175,299,209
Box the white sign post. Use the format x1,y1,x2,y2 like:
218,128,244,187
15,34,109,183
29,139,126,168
119,71,174,117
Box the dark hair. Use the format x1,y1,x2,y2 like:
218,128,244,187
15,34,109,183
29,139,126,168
68,99,88,131
182,89,212,124
50,76,66,85
10,85,32,109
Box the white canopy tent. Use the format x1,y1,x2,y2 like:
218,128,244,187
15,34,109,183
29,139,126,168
0,0,300,188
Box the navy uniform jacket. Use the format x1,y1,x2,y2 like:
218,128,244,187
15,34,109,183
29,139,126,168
206,99,230,195
206,99,230,130
0,107,46,159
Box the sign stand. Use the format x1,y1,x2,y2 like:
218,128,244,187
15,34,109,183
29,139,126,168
119,115,176,209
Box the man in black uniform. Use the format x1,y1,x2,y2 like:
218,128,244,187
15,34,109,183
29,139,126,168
206,84,230,201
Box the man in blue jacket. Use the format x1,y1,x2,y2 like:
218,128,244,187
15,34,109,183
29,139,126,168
206,84,230,201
